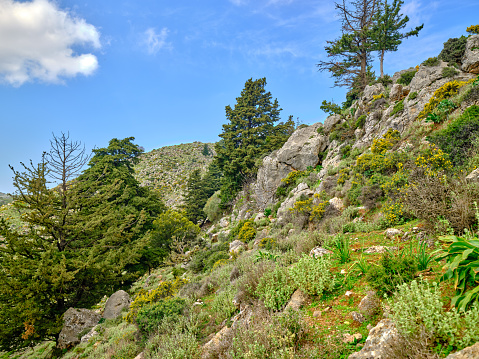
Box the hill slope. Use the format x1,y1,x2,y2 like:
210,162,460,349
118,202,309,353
134,141,215,207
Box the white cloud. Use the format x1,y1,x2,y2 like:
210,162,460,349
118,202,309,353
143,27,169,54
0,0,101,86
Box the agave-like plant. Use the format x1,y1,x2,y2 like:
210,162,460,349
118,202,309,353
436,235,479,311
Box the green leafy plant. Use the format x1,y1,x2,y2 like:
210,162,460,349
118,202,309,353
331,235,351,264
366,250,417,295
415,241,434,271
442,66,459,78
264,208,272,217
320,100,342,115
408,91,418,100
397,70,417,85
254,250,279,263
437,235,479,310
353,256,371,275
256,266,296,311
355,114,367,129
439,36,468,67
391,99,405,116
136,298,186,338
422,57,440,67
289,255,335,296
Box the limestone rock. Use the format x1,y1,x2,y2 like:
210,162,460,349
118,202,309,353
229,240,246,254
134,353,145,359
363,83,385,102
351,311,367,324
276,183,314,219
310,246,333,258
392,67,416,84
284,289,308,311
445,342,479,359
329,197,344,212
254,212,266,224
389,84,409,101
358,291,381,318
323,114,342,133
219,217,229,228
364,246,397,254
58,308,101,349
462,35,479,74
409,61,448,93
80,325,99,343
385,228,402,238
254,123,327,208
466,168,479,184
103,290,131,320
348,319,398,359
343,333,363,344
202,326,232,358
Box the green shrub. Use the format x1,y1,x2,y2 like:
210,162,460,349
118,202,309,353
442,66,459,78
408,91,418,100
289,255,335,296
355,114,367,129
423,57,440,67
320,100,342,115
189,242,229,273
204,251,230,271
438,36,468,66
256,265,296,311
427,105,479,166
204,191,222,222
136,298,186,338
366,251,417,295
210,286,237,323
331,235,351,264
391,99,405,116
389,280,479,352
437,235,479,310
397,70,417,85
375,75,393,87
258,237,276,250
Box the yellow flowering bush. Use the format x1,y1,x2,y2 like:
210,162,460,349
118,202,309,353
371,129,400,155
258,237,276,250
466,25,479,35
126,277,187,323
212,258,229,270
417,79,474,120
280,170,307,187
381,200,405,226
373,93,385,101
415,144,452,176
290,192,329,222
337,167,350,184
381,168,409,196
238,221,256,242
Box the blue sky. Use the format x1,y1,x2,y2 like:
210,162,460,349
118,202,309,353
0,0,478,192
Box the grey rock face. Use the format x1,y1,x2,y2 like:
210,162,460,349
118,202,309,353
445,342,479,359
392,67,416,84
323,114,341,133
229,240,246,254
58,308,101,349
309,246,333,258
389,84,409,101
103,290,131,320
348,319,398,359
466,168,479,184
362,83,385,102
462,35,479,74
276,182,313,220
255,123,327,209
409,62,448,93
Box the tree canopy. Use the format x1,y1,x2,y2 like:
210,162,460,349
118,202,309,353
214,77,294,207
0,136,164,350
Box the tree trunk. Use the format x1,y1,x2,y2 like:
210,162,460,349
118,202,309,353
380,49,385,78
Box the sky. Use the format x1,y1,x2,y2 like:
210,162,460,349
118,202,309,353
0,0,478,193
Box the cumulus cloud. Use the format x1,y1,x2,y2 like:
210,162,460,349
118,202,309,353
143,27,169,54
0,0,101,86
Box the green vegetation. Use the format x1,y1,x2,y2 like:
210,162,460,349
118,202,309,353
422,57,440,66
396,69,417,85
439,36,468,66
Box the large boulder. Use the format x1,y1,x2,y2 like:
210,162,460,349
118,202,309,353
348,319,398,359
323,114,342,133
103,290,131,320
58,308,101,349
284,289,308,311
462,35,479,74
229,240,246,254
445,342,479,359
389,84,409,101
255,123,327,208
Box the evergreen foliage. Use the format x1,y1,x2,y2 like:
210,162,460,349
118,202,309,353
370,0,423,78
439,36,468,66
214,78,294,207
0,136,164,350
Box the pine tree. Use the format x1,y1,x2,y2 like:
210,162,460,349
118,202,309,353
317,0,378,90
214,77,294,207
0,136,164,350
370,0,423,77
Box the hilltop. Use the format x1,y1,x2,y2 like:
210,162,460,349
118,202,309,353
134,141,216,208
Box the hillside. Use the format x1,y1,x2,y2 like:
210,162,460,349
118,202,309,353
3,34,479,359
0,192,12,206
134,141,216,208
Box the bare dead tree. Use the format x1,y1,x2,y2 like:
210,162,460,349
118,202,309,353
46,132,91,209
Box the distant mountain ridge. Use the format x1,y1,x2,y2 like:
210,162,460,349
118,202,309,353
133,141,216,208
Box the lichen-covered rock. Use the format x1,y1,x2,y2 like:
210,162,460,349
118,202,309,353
389,84,409,101
385,228,402,238
254,123,327,208
445,342,479,359
309,246,333,258
363,83,385,102
348,319,398,359
466,168,479,184
229,240,246,254
329,197,344,212
219,217,229,228
103,290,131,320
58,308,101,349
462,35,479,74
358,291,381,318
364,246,397,254
409,61,448,93
323,114,342,133
284,289,308,311
80,325,99,343
351,311,367,324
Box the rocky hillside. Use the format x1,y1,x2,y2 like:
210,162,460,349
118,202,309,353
0,192,12,206
6,35,479,359
134,141,215,207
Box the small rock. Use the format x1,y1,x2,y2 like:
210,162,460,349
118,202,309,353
348,319,398,359
353,333,363,341
341,269,348,275
229,240,246,254
134,353,145,359
211,233,219,243
385,228,402,238
193,300,204,307
285,289,308,311
364,245,397,254
313,310,321,318
345,290,353,296
219,217,229,228
445,342,479,358
343,333,355,344
466,168,479,184
351,311,367,324
80,325,99,343
309,246,333,258
329,197,344,211
254,212,266,224
358,291,380,318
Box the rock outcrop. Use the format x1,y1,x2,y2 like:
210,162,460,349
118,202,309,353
103,290,131,320
462,35,479,74
446,342,479,359
348,319,398,359
58,308,101,349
